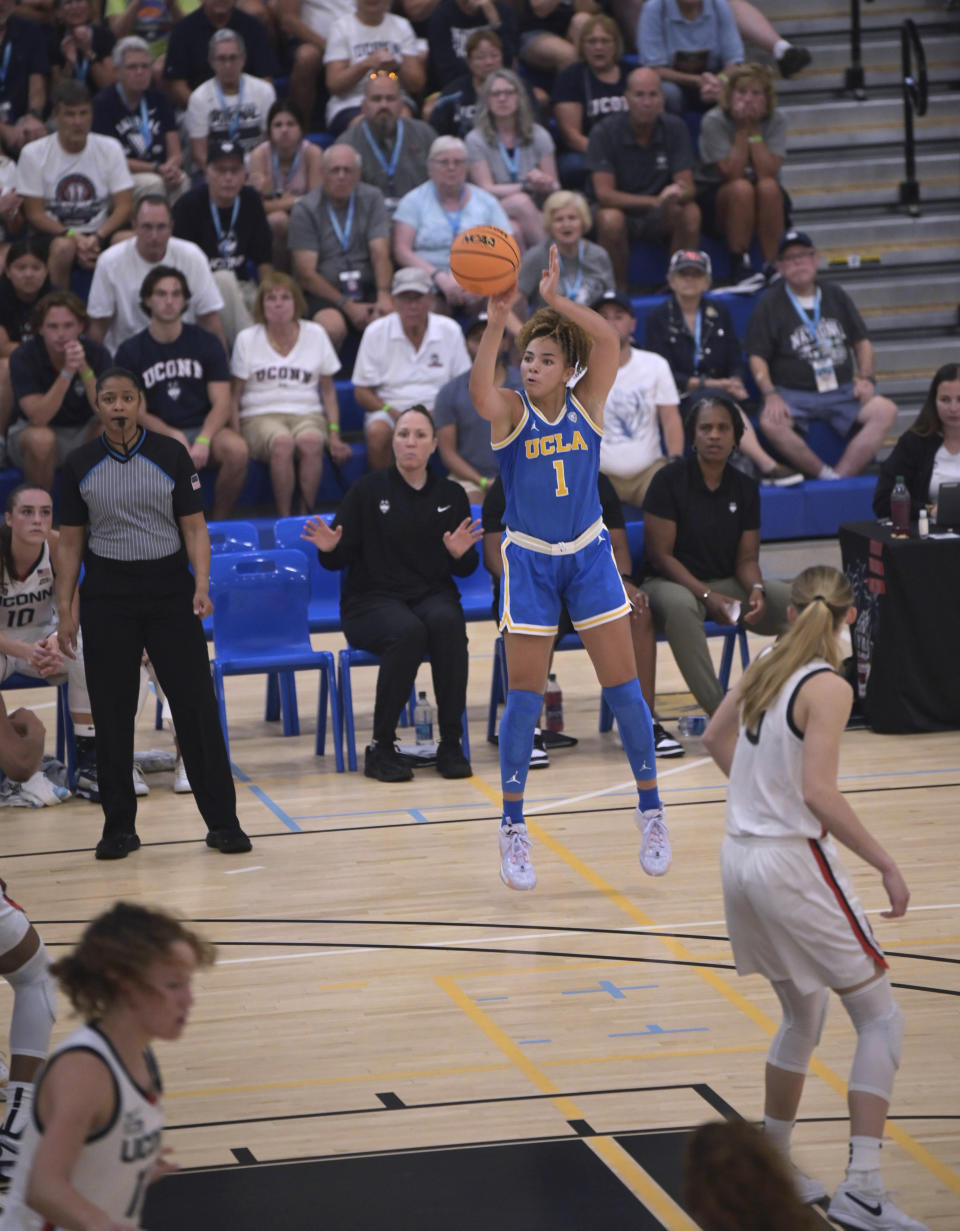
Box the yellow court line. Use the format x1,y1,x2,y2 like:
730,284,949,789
436,975,699,1231
469,772,960,1196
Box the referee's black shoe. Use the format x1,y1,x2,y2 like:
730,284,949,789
95,831,141,860
206,827,253,853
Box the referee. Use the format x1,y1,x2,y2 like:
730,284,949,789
54,368,252,860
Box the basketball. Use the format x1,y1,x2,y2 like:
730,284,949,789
449,226,521,297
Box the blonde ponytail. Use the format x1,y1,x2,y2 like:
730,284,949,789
739,565,853,730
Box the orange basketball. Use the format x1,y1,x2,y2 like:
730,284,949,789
449,225,521,296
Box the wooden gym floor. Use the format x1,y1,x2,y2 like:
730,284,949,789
2,620,957,1230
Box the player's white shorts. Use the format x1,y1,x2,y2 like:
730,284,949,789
0,889,31,957
721,833,887,996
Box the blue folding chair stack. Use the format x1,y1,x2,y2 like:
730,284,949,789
210,549,343,770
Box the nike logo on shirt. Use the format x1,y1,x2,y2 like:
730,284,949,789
437,505,451,512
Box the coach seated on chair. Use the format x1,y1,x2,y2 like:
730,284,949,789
641,393,790,716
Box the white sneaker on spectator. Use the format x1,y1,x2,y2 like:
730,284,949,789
173,757,193,794
499,823,536,890
635,806,671,876
133,765,149,797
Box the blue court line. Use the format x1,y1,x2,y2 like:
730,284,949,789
230,761,251,783
608,1025,708,1038
408,809,429,824
517,1038,551,1045
562,981,658,999
475,996,509,1002
245,784,302,832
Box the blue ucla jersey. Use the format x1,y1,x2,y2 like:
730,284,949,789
494,388,603,543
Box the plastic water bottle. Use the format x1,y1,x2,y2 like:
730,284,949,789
544,673,564,732
918,507,929,539
678,715,707,736
413,691,434,745
890,475,911,537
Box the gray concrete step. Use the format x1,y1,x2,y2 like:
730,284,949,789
780,92,959,151
794,210,960,268
763,0,953,38
773,32,960,95
842,271,960,330
872,334,960,378
782,150,959,209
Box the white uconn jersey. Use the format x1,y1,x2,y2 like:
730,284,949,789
0,542,56,644
726,660,836,840
0,1025,164,1231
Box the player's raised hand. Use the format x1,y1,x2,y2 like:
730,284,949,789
486,284,514,328
539,243,561,306
301,517,343,554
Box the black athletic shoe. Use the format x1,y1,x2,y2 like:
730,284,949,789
530,728,549,769
95,831,141,860
76,764,100,803
779,45,812,78
653,722,685,758
436,741,472,779
364,742,414,782
540,729,578,749
205,827,253,853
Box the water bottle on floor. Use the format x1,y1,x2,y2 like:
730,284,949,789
544,673,563,732
414,691,435,745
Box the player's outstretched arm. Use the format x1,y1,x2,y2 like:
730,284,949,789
470,287,521,440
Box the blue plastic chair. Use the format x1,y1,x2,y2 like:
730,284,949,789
2,674,76,788
210,550,343,770
206,520,260,554
273,515,341,632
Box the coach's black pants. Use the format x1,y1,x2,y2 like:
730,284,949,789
81,589,239,837
342,591,468,747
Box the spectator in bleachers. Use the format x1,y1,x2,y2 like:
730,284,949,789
724,0,811,79
273,0,326,129
164,0,277,111
0,238,51,437
186,30,276,173
0,151,24,254
352,265,471,470
289,143,392,351
746,230,898,480
105,0,187,86
426,0,516,90
92,37,186,205
465,69,557,252
18,82,134,290
323,0,425,138
231,272,352,516
48,0,117,93
697,63,789,287
115,265,248,519
173,138,273,345
0,0,49,156
515,0,591,75
551,15,628,190
874,363,960,520
427,28,505,139
515,190,614,316
393,135,512,310
341,71,435,213
247,100,324,270
593,290,683,507
434,312,509,501
641,392,790,715
638,0,743,115
88,195,225,354
305,405,479,783
587,68,700,291
646,248,801,485
8,291,110,490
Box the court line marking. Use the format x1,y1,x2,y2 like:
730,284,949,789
224,866,265,875
467,771,960,1199
436,974,699,1231
522,757,712,815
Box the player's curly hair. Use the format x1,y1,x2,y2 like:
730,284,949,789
51,902,216,1018
516,308,591,372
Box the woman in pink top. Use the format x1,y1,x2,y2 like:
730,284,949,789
248,100,324,270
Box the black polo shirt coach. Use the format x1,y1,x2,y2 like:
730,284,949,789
586,112,693,198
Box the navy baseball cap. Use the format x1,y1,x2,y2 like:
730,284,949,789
668,249,712,276
462,312,489,336
777,229,815,256
207,139,244,165
589,291,634,314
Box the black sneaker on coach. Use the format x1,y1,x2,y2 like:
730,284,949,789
436,740,472,779
364,741,414,782
95,831,141,860
205,827,253,854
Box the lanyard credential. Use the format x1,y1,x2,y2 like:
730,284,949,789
215,77,245,140
116,85,153,156
326,192,355,253
559,241,583,301
272,145,302,195
435,186,466,236
692,306,703,373
496,137,519,182
785,285,822,344
362,118,404,187
209,194,240,259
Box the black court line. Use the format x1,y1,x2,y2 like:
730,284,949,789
166,1082,727,1133
375,1092,405,1109
566,1119,596,1137
692,1084,744,1121
230,1148,257,1164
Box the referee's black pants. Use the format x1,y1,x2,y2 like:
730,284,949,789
342,590,469,748
81,589,240,838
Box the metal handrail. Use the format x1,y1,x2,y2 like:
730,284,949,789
898,19,929,215
843,0,874,99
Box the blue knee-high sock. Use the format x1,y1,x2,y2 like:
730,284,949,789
602,679,661,811
499,688,542,826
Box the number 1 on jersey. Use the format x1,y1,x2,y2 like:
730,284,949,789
552,458,569,498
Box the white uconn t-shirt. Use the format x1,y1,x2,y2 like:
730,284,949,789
232,320,341,419
16,133,133,233
599,348,679,477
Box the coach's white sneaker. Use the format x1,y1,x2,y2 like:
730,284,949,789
499,823,536,891
173,757,193,794
792,1165,828,1204
828,1180,928,1230
635,806,671,876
